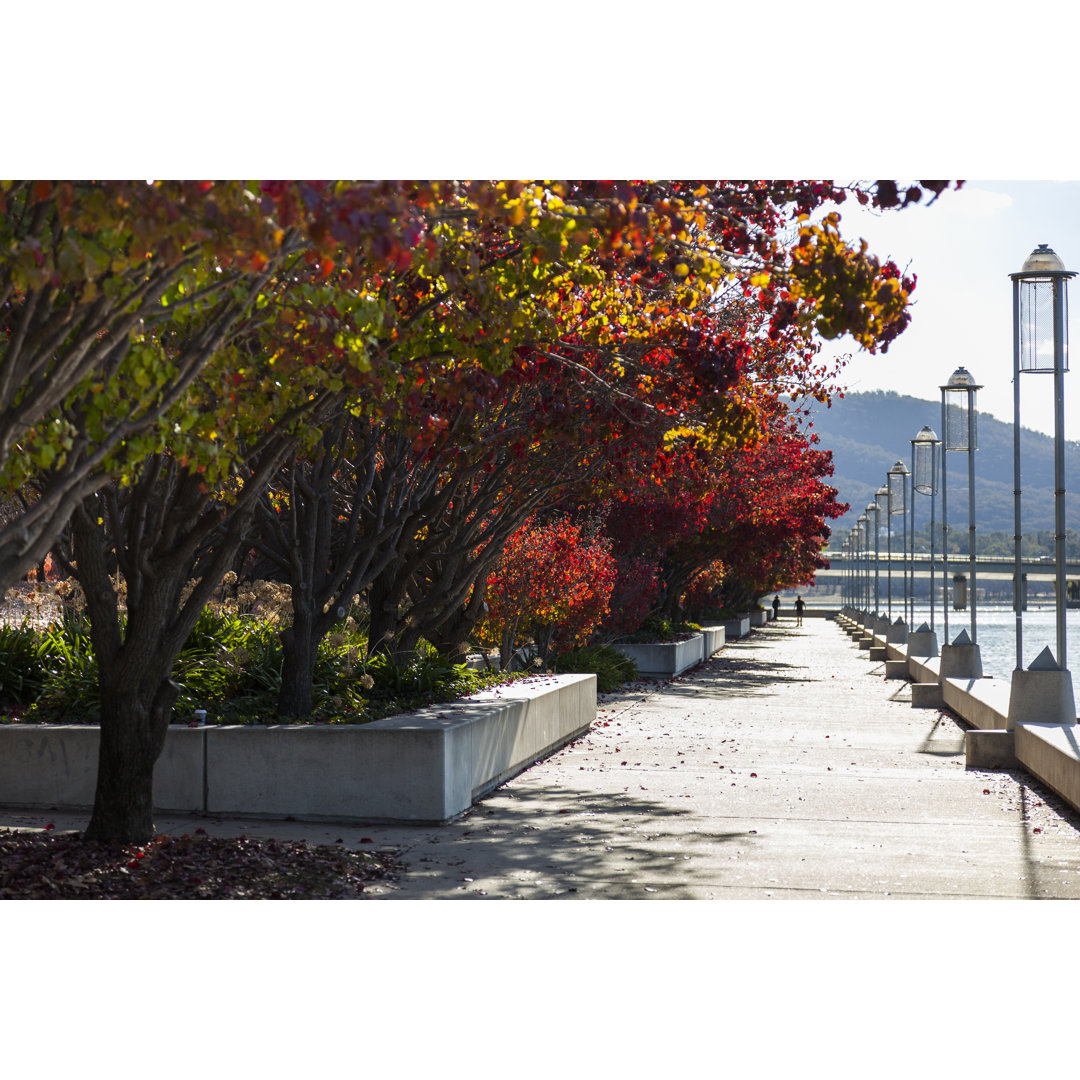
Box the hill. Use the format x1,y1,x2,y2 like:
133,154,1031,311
801,389,1080,540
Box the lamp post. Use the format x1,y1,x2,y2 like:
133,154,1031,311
842,532,850,609
874,485,888,621
866,500,881,617
1011,243,1075,673
888,460,910,632
941,367,982,644
843,531,851,611
912,426,941,632
859,513,870,618
850,526,859,614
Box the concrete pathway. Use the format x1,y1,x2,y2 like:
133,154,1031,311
7,617,1080,899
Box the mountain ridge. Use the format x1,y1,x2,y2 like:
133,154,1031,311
800,389,1080,537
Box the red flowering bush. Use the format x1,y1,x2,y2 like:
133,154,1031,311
476,518,616,667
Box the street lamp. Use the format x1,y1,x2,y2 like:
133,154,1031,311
941,367,982,644
912,426,941,631
846,533,855,617
857,513,868,618
874,485,888,623
866,500,881,616
1011,243,1075,673
888,460,910,635
843,532,851,610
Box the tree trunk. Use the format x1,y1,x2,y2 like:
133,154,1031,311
367,574,403,658
278,608,316,718
84,678,178,844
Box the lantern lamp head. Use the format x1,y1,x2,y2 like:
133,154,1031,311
1017,243,1071,278
941,366,983,393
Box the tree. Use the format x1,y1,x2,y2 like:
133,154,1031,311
54,343,344,842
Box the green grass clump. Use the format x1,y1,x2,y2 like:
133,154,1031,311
616,614,702,644
550,644,638,693
0,604,522,726
0,622,56,709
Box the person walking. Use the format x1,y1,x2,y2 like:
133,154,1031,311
794,595,805,626
772,595,780,620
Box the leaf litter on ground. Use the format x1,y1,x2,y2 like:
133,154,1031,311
0,828,404,900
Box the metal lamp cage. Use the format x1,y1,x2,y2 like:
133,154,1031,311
943,368,980,451
875,486,889,516
913,426,940,495
1015,244,1073,373
888,461,908,513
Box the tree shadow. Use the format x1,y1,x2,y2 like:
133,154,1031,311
375,783,760,899
995,770,1080,900
662,653,809,700
915,712,965,757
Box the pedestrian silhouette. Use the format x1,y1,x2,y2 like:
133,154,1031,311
795,595,805,626
772,594,780,620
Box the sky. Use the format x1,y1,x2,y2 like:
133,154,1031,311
813,181,1080,440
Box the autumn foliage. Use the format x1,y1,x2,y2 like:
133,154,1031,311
476,518,616,667
0,178,959,843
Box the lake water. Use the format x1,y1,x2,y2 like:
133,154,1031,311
873,602,1080,678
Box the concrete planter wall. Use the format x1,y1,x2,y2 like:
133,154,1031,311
0,674,596,825
700,626,726,658
722,616,751,639
613,634,704,678
749,610,767,627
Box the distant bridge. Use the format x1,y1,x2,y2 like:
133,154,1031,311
817,552,1080,582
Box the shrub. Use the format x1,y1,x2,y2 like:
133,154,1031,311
0,622,55,708
28,612,101,723
550,644,638,693
172,608,285,722
477,517,616,667
4,591,524,726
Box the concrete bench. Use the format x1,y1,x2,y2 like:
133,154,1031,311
942,676,1012,730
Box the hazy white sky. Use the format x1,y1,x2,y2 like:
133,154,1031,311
816,181,1080,439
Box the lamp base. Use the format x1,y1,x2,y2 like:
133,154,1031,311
1006,667,1076,730
940,641,983,679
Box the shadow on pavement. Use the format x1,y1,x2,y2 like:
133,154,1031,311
915,713,966,758
661,653,808,700
378,783,758,899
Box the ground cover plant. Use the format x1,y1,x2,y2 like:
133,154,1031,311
614,615,702,645
0,585,521,726
0,827,403,899
549,644,638,693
